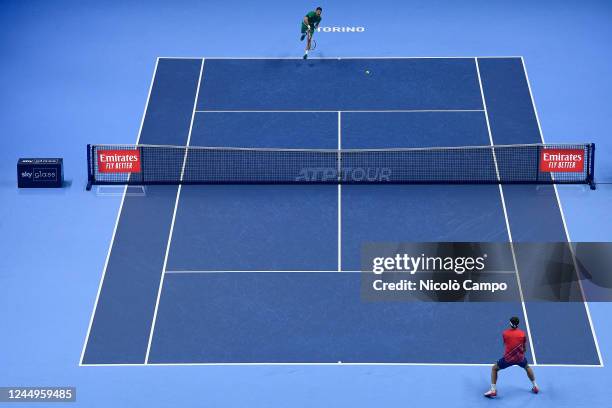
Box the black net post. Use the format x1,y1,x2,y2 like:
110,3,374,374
589,143,596,190
86,144,93,191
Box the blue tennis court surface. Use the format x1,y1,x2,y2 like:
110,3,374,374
81,57,600,366
5,1,612,406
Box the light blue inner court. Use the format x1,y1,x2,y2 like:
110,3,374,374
3,1,612,407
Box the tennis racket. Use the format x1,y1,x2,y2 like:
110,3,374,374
307,29,317,51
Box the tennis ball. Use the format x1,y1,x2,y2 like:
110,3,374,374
365,70,370,75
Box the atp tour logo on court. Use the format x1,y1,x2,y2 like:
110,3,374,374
97,150,141,173
295,167,391,182
539,149,584,172
316,26,366,33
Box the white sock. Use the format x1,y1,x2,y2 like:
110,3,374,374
532,381,538,387
304,50,309,55
491,384,496,391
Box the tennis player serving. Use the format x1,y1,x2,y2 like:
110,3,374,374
484,317,539,398
300,7,322,59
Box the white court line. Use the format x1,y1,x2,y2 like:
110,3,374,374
337,111,342,272
144,59,206,364
79,57,161,366
165,270,365,273
195,109,484,113
520,57,603,367
79,361,602,367
160,56,524,60
79,362,491,367
475,58,538,365
164,270,519,274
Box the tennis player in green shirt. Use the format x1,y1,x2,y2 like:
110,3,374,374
300,7,322,59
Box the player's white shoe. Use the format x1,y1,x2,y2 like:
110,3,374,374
484,389,497,398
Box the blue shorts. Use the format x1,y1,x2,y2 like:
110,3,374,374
496,357,528,370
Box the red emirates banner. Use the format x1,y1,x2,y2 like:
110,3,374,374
97,150,142,173
539,149,584,173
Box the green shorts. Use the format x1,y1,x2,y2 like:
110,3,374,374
301,24,315,35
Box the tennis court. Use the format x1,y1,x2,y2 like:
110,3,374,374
81,57,600,366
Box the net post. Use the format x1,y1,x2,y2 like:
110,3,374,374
588,143,596,190
86,144,93,191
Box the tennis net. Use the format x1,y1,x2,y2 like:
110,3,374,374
86,143,595,190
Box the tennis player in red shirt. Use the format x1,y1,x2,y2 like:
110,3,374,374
484,317,539,398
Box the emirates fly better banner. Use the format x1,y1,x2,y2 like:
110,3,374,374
97,150,141,173
539,148,584,172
